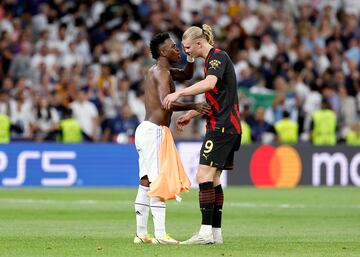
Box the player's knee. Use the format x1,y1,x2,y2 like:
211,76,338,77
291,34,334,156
196,165,216,183
196,173,206,184
140,176,150,187
213,170,222,186
213,176,221,186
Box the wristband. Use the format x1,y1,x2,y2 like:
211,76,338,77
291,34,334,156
186,55,195,63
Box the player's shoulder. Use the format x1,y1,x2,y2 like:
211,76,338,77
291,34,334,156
208,49,229,68
211,49,230,61
149,65,170,78
213,48,227,55
153,64,171,74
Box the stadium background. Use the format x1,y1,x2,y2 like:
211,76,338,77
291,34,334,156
0,1,360,256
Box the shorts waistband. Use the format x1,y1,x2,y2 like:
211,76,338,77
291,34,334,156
141,120,159,127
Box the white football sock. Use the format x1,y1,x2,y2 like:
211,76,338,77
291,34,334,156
199,225,213,236
134,185,150,236
212,227,222,239
150,197,166,238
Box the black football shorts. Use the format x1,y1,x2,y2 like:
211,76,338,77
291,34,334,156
199,131,241,170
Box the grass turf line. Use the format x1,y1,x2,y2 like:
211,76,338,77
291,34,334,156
0,187,359,257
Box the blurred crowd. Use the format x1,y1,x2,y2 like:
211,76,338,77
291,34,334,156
0,0,359,144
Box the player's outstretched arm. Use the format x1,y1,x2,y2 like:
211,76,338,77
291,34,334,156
176,110,200,132
170,101,210,114
170,55,195,81
163,75,217,110
156,69,210,114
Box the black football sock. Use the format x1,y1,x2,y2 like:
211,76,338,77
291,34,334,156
213,184,224,228
199,181,215,225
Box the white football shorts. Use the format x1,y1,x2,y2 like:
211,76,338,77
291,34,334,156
135,121,164,182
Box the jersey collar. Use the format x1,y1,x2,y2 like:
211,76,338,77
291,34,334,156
205,48,215,64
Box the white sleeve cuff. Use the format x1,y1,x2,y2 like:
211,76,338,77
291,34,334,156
186,55,195,63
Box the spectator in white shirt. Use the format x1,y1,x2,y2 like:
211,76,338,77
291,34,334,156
259,34,278,61
10,90,35,140
49,23,71,56
60,41,84,70
70,87,99,141
31,44,57,74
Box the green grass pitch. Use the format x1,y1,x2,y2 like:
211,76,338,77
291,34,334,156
0,187,359,257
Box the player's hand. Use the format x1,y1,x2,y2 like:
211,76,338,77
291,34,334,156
176,114,192,132
163,92,181,110
195,102,211,115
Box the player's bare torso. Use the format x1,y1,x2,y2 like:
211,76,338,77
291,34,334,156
144,65,175,127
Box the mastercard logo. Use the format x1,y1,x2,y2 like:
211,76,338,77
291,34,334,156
250,145,302,188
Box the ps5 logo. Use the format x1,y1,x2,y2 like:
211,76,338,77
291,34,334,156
0,151,77,186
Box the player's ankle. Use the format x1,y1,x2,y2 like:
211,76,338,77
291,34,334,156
154,231,166,239
199,224,212,236
212,227,222,235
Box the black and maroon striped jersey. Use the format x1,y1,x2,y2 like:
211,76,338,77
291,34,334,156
204,48,241,135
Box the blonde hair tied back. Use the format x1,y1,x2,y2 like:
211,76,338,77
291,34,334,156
182,24,214,46
201,24,214,46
